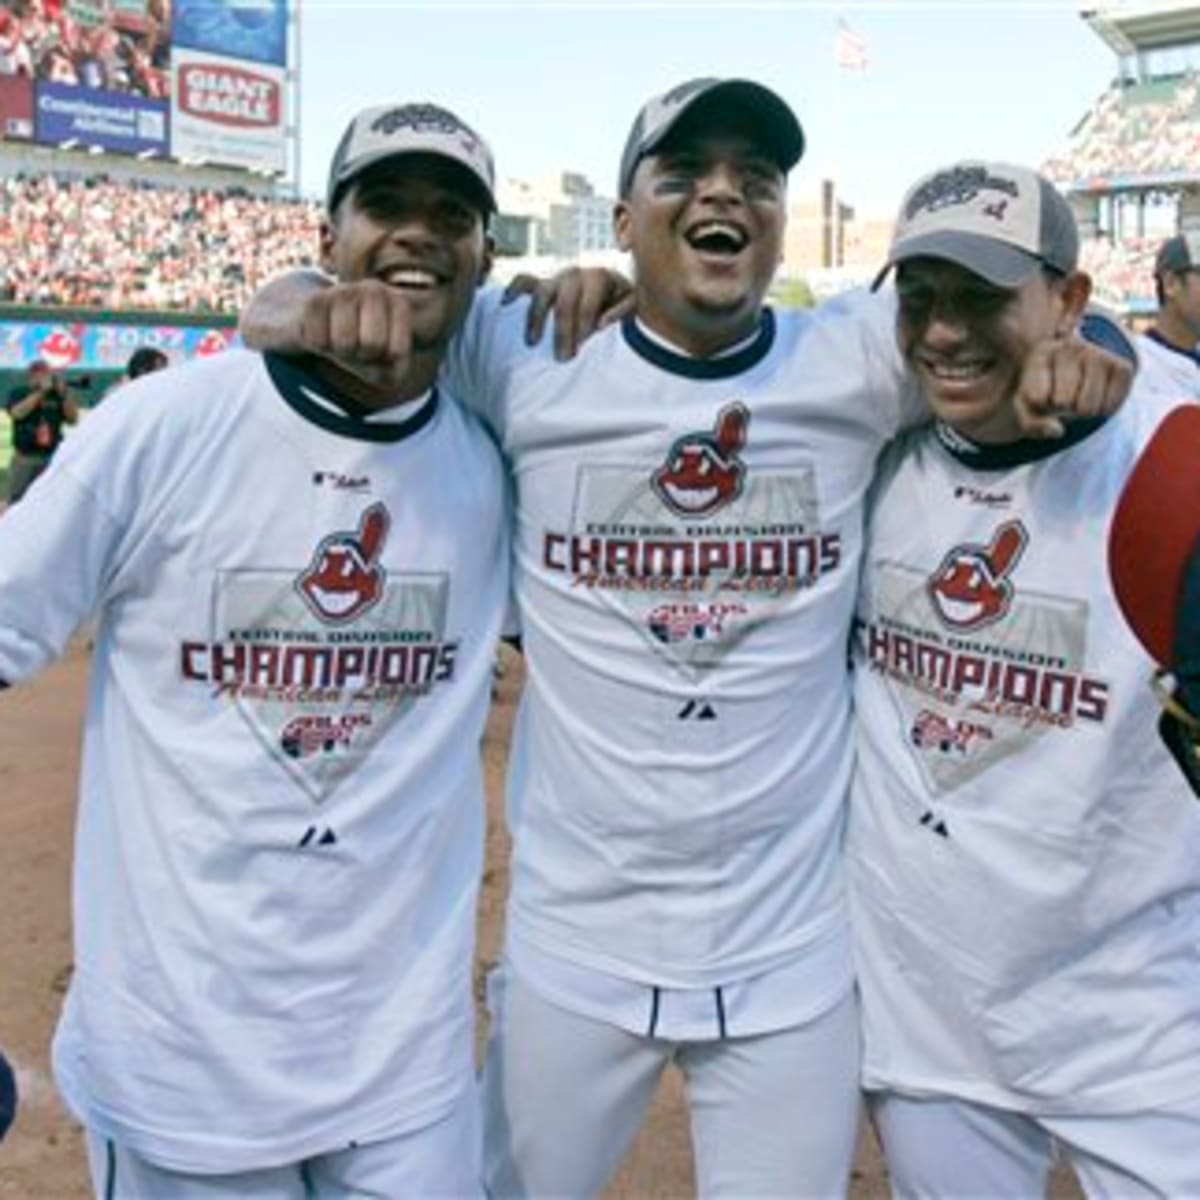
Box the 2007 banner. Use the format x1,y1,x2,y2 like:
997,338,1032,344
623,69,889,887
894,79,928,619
0,320,239,371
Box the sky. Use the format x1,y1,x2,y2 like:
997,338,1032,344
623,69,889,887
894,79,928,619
293,0,1119,219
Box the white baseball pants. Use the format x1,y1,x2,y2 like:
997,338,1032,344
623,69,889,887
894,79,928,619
84,1082,481,1199
482,964,862,1198
873,1089,1200,1199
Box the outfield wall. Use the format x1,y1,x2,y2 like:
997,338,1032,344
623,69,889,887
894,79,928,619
0,304,240,406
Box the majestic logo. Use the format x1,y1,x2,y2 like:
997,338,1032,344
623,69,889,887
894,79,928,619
904,165,1018,223
312,470,371,492
927,519,1028,631
953,483,1011,508
652,403,749,518
296,503,389,624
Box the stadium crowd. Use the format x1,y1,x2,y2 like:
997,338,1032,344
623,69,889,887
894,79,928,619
1043,75,1200,183
1079,234,1157,310
0,174,322,311
0,0,168,97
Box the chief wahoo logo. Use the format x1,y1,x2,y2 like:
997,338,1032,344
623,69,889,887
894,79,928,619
927,519,1028,632
296,503,390,624
652,403,749,518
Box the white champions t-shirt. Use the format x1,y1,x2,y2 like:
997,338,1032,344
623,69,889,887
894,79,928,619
0,349,510,1170
850,387,1200,1114
449,288,924,1036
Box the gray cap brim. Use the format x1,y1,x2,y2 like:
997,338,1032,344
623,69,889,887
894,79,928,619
872,230,1045,291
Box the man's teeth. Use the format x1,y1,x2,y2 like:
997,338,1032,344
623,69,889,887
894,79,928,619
688,222,746,250
381,267,438,288
927,361,988,380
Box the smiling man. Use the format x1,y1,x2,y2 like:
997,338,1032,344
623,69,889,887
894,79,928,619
0,102,510,1198
850,162,1200,1197
463,80,902,1197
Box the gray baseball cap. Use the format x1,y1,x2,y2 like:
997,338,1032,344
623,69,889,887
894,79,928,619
873,161,1079,290
1155,233,1200,277
326,101,496,215
617,78,805,197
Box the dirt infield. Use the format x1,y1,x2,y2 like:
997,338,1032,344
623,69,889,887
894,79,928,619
0,641,1079,1197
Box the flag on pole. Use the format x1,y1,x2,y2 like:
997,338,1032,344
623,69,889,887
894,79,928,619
836,20,869,71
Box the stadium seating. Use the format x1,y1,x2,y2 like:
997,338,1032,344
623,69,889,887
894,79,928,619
1043,74,1200,186
1039,73,1200,312
0,174,322,312
1078,234,1157,313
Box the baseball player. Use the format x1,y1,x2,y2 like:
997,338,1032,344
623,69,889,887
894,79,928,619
849,161,1200,1196
1136,234,1200,397
242,82,1132,1197
0,101,511,1197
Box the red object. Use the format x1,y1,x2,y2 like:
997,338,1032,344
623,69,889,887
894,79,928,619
1109,406,1200,665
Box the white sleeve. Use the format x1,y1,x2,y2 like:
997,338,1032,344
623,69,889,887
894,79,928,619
0,384,170,685
812,285,929,435
443,287,541,441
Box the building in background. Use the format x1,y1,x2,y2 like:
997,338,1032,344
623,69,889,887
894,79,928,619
495,169,618,261
778,178,892,299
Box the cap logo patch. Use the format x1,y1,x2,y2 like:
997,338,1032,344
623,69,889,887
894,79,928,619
905,165,1018,223
370,102,468,140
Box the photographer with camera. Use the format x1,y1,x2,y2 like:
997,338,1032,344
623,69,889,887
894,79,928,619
5,360,79,504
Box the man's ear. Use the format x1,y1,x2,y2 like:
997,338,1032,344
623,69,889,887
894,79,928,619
318,215,337,276
479,233,496,285
613,201,633,253
1058,270,1093,334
